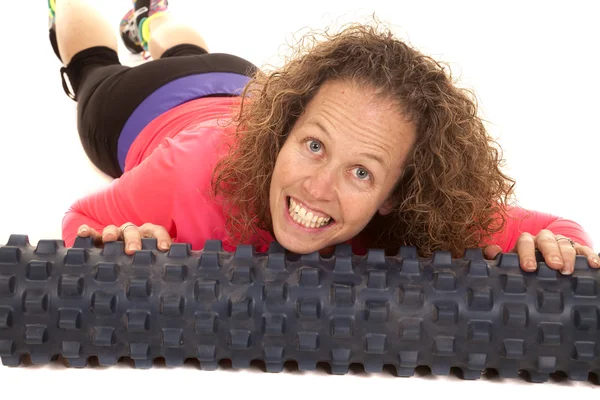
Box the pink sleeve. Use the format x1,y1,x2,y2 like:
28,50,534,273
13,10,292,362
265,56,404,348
490,206,594,251
61,138,180,247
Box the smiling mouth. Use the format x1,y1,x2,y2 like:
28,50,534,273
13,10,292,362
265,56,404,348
287,196,334,229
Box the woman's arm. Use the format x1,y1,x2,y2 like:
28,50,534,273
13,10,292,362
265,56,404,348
61,138,180,247
498,206,594,251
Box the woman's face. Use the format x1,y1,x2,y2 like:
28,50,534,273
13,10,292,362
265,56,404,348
269,79,417,254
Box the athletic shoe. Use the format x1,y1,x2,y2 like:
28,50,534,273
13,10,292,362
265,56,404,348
48,0,56,29
48,0,61,61
120,0,169,54
120,8,144,54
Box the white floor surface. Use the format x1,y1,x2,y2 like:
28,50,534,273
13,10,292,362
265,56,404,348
0,0,598,398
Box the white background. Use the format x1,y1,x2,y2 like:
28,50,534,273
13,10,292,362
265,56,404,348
0,0,598,397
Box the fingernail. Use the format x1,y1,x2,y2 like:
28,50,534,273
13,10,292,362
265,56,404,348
525,261,536,270
593,258,600,267
160,241,169,249
128,244,138,251
560,266,572,275
80,227,87,234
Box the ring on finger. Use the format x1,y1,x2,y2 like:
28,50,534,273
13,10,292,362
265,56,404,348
556,237,575,248
122,223,137,234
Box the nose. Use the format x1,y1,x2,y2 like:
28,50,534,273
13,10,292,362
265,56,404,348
302,165,336,201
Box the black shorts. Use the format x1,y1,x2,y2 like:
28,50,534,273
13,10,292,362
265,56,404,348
61,44,257,178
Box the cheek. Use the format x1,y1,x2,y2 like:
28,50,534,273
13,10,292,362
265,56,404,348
278,148,305,177
272,148,297,187
339,191,380,223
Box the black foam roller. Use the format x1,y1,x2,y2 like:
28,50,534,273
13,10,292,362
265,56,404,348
1,234,599,383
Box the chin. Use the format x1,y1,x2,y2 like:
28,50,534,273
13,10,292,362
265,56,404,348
272,227,321,255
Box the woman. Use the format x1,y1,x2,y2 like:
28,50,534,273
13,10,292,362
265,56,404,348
50,0,598,274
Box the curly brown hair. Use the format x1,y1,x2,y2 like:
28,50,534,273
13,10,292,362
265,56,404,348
211,20,518,258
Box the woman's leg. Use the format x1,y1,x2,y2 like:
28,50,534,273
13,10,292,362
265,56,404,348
54,0,118,65
120,0,209,59
146,13,209,59
50,0,256,179
50,0,132,178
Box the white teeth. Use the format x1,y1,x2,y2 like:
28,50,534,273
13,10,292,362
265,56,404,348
288,197,331,229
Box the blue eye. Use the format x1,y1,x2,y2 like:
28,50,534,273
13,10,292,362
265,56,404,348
355,167,370,180
308,140,321,152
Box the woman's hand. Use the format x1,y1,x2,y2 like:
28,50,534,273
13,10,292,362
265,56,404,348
484,229,600,274
77,222,172,254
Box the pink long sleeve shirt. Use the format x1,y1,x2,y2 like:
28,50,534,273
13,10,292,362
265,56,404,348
61,97,594,253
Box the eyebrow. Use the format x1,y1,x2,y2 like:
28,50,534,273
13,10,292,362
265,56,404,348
310,120,388,168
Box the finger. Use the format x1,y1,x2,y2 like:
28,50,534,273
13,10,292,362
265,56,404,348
101,225,121,242
514,233,537,271
77,225,103,245
575,245,600,268
556,238,577,275
483,245,502,260
121,223,141,254
535,230,564,271
139,223,172,251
